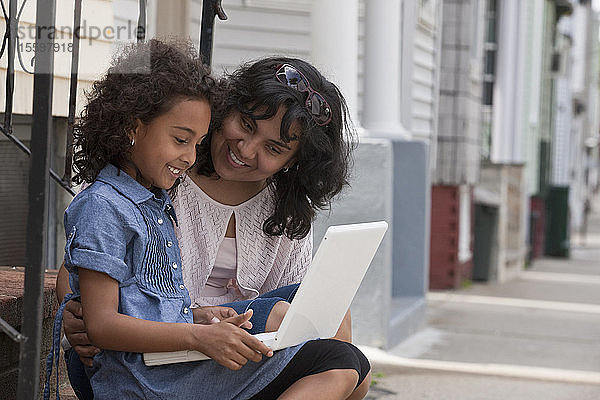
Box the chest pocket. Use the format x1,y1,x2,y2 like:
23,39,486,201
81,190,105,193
138,207,180,296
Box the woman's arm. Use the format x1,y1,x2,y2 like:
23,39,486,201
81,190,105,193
56,262,70,303
57,262,100,366
79,268,272,370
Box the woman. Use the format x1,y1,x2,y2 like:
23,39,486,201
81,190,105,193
58,55,370,400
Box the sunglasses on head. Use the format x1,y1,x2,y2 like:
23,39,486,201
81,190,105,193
275,63,332,126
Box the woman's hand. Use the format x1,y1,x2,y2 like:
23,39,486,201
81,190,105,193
191,310,273,371
192,306,251,330
63,299,100,367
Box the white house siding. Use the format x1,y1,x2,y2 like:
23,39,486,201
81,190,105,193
209,1,311,77
587,13,600,196
524,0,546,196
113,0,158,47
412,2,441,156
567,6,600,232
553,77,572,185
538,2,556,145
154,0,367,122
114,0,307,77
412,26,436,141
569,5,587,231
356,2,365,124
552,17,572,187
0,0,113,117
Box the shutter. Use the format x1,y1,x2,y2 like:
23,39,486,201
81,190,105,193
0,140,30,266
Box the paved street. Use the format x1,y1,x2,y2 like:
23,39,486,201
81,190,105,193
362,196,600,400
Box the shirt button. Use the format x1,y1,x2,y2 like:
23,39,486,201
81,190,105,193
172,262,178,269
167,241,173,247
183,307,189,314
179,284,185,290
157,218,163,225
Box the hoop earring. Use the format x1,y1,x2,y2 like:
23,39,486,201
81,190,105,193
131,138,135,146
282,167,289,173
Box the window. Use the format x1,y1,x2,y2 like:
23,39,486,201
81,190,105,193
481,0,498,106
480,0,497,161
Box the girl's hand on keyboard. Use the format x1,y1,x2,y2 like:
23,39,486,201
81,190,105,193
190,309,273,370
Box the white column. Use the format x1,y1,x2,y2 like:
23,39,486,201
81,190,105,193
362,0,410,138
400,0,416,132
311,0,359,124
492,0,522,163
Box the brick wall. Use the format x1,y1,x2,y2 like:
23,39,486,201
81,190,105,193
529,195,546,260
429,185,473,289
0,268,71,399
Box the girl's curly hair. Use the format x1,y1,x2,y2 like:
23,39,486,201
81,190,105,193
72,38,215,184
195,57,356,240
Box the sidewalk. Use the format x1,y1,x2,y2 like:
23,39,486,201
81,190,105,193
362,196,600,400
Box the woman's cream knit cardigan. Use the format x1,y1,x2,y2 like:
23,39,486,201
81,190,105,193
173,177,313,308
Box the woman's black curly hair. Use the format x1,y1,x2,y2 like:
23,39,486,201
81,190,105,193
72,38,215,184
195,57,356,240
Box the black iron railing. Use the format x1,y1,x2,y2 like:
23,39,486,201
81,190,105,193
0,0,226,397
19,1,58,396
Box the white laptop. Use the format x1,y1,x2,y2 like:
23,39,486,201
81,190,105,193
143,221,388,366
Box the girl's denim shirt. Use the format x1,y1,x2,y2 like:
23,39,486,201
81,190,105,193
64,164,192,324
45,164,193,398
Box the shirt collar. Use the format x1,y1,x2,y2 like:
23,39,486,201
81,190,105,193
97,164,154,204
96,164,178,225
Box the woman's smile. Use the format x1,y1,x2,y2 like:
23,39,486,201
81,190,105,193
227,146,250,168
212,109,299,184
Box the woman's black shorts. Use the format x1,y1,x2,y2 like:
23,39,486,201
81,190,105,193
249,339,371,400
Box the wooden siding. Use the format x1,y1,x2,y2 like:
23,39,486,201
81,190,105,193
113,0,368,119
208,1,311,74
412,21,438,143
